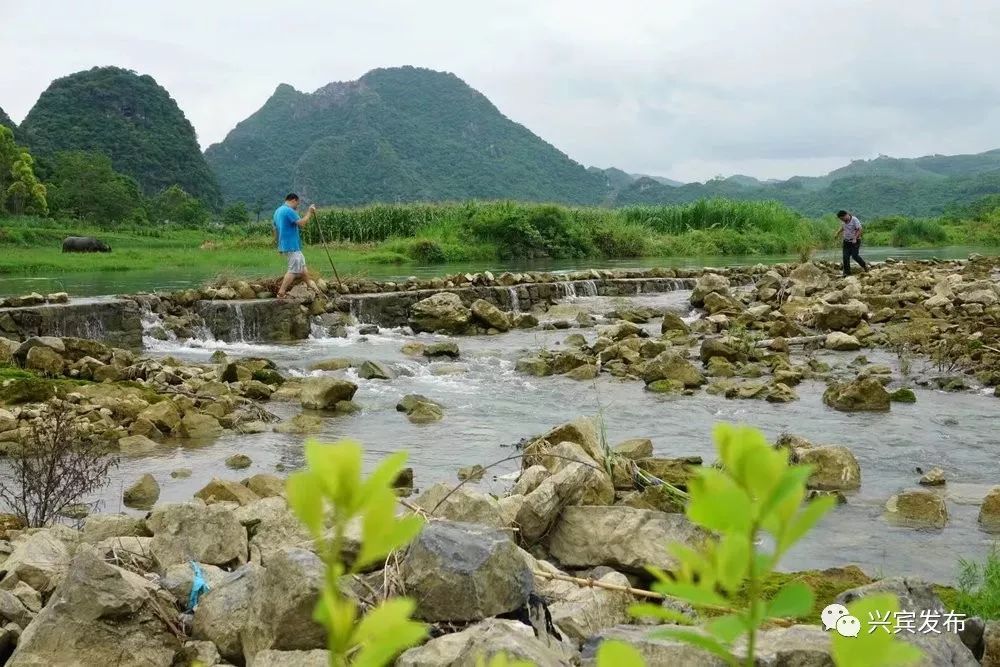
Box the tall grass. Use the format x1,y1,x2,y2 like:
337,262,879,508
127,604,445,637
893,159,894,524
954,546,1000,620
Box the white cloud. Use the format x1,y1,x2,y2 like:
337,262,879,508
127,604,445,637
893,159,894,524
2,0,999,181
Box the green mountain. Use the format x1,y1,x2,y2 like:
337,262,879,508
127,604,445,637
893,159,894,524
18,66,221,207
615,149,1000,218
205,66,609,207
0,106,14,132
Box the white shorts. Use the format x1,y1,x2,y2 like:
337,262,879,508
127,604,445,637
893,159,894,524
283,251,306,274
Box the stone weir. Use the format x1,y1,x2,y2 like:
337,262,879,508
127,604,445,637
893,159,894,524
0,298,143,348
340,276,695,327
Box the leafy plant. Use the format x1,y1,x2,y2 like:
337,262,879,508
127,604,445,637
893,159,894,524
598,423,920,667
286,440,427,666
954,546,1000,620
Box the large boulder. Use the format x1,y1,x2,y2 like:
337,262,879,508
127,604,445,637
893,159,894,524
690,273,730,307
299,377,358,410
522,417,606,468
642,351,705,388
236,497,312,566
547,506,706,574
0,531,70,597
195,478,260,506
123,473,160,509
813,299,868,331
699,337,745,363
823,377,891,412
470,299,511,331
549,570,633,643
397,618,576,667
401,521,532,622
794,445,861,491
357,360,394,380
81,514,149,543
825,331,862,351
24,346,65,376
147,502,248,568
7,547,179,667
192,563,264,663
886,489,949,528
243,548,326,659
660,311,689,334
160,561,228,607
409,293,471,334
788,262,830,292
979,486,1000,532
138,400,181,434
180,412,224,440
414,484,505,528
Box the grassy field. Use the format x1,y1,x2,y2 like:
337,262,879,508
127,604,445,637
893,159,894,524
1,198,996,278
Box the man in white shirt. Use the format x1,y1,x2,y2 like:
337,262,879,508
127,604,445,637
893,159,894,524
834,210,868,276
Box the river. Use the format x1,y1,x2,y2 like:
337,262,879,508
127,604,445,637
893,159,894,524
93,286,998,585
0,245,991,298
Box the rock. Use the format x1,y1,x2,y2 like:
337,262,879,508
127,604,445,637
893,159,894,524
646,379,685,394
983,621,1000,667
171,468,192,478
549,570,633,644
765,381,798,403
825,331,862,351
81,514,149,543
160,561,227,606
795,445,861,491
642,351,705,388
660,311,690,334
147,502,248,568
401,341,427,357
886,489,949,528
523,417,605,468
308,358,351,371
890,387,917,403
540,442,615,504
192,563,264,663
181,412,224,440
7,547,179,667
919,467,946,486
237,498,313,566
423,341,461,359
458,464,486,482
195,478,260,506
690,273,730,307
823,377,891,412
471,299,511,331
515,356,551,376
635,457,700,487
358,359,394,380
703,291,742,315
274,413,323,434
396,394,441,413
249,650,330,667
247,473,285,498
0,588,33,629
409,293,471,334
979,486,1000,531
407,400,444,423
699,337,744,363
402,521,532,622
117,434,159,456
614,438,653,460
174,641,223,667
619,486,685,513
788,261,830,290
511,465,549,496
547,506,705,574
13,336,64,366
397,618,576,667
814,299,868,331
24,346,65,376
415,484,504,528
138,400,182,434
299,377,358,409
226,453,253,470
565,363,599,380
0,531,70,596
243,548,326,658
123,473,160,509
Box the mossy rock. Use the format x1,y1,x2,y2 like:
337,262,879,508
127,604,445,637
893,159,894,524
727,565,873,623
0,377,59,404
889,387,917,403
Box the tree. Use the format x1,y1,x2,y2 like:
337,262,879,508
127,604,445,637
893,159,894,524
47,150,142,222
222,201,250,225
0,127,47,215
151,184,209,226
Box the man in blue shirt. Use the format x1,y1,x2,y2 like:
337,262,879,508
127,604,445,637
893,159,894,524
273,192,318,297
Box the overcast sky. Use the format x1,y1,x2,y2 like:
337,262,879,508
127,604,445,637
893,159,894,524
3,1,999,182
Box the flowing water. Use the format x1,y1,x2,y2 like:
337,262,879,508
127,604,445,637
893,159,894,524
1,245,991,298
95,287,998,584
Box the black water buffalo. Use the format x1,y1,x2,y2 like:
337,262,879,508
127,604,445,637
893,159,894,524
62,236,111,253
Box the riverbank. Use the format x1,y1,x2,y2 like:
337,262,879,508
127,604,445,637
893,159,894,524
0,256,997,663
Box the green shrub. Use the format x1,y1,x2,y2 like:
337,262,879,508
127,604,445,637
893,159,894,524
406,238,447,263
890,219,948,246
358,251,409,265
954,547,1000,620
591,221,648,258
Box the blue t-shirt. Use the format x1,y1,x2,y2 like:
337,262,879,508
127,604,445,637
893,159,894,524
273,204,301,252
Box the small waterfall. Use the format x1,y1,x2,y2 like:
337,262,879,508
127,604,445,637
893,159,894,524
140,306,178,347
507,287,521,312
559,281,577,298
580,280,598,297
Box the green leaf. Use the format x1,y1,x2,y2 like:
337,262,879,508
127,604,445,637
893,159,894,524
779,494,836,553
652,627,739,666
686,469,752,533
765,581,814,619
350,596,428,667
706,614,746,643
654,582,728,607
305,439,363,512
359,450,409,510
285,471,324,538
715,533,750,593
628,602,694,625
355,509,424,571
831,593,924,667
758,465,811,525
595,640,647,667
